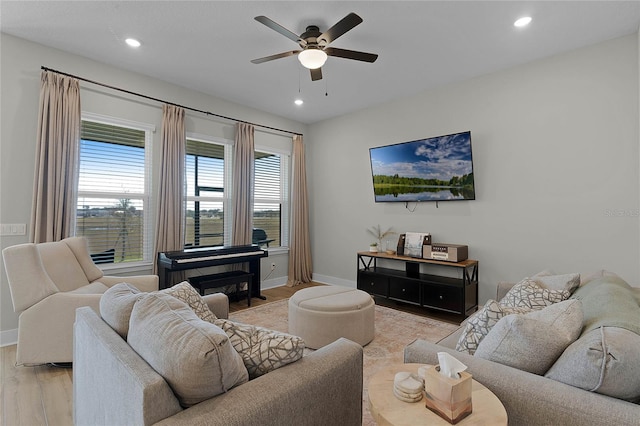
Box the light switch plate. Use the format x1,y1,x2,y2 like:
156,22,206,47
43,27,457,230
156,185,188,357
1,223,27,236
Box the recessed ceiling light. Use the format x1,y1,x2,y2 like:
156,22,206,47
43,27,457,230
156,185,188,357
125,38,141,48
294,99,304,106
514,17,532,27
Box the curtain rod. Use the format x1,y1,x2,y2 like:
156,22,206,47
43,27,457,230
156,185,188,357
41,66,303,137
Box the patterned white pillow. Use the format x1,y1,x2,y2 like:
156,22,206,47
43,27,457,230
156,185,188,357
159,281,217,323
455,300,531,355
500,278,571,310
214,319,305,379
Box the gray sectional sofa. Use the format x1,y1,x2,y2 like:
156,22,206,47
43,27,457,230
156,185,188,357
73,293,364,426
405,275,640,426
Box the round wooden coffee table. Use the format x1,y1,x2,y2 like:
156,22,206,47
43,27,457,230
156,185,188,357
368,363,507,426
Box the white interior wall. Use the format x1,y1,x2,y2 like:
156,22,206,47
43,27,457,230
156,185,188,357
307,34,640,304
0,34,306,342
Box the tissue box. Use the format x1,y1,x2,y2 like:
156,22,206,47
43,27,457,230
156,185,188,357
424,365,472,424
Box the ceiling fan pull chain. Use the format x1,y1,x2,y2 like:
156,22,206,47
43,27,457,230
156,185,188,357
325,71,328,97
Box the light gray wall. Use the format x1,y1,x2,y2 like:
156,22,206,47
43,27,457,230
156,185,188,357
307,34,640,304
0,34,306,341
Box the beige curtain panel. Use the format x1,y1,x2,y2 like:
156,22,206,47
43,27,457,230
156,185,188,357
287,134,312,286
30,71,81,243
232,122,255,246
153,104,185,275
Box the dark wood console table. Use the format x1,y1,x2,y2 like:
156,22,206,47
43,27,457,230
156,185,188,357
357,251,478,319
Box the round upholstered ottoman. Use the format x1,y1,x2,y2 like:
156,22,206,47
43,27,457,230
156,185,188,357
288,286,375,349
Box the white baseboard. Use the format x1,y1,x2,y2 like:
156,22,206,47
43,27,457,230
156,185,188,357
312,273,356,289
0,328,17,347
262,274,356,290
261,275,288,290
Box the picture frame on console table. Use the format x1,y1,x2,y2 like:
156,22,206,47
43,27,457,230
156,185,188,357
401,232,431,258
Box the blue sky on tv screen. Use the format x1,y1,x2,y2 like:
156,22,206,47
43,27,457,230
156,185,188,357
370,132,473,181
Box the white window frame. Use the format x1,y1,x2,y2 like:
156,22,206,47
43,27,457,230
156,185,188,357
76,112,155,271
185,133,234,247
254,144,291,250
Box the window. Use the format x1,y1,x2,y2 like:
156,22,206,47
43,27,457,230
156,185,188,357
184,136,232,248
75,114,153,264
254,149,289,248
183,136,290,250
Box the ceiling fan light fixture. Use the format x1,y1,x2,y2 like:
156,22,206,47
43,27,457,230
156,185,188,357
125,38,141,48
298,49,327,69
514,16,532,27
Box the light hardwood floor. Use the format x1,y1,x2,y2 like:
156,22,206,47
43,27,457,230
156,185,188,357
0,282,322,426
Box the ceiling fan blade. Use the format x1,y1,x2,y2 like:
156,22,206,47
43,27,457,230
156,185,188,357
255,16,302,44
310,68,323,81
325,47,378,63
318,12,363,45
251,50,300,64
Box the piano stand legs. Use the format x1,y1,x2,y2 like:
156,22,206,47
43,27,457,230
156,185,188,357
188,271,255,306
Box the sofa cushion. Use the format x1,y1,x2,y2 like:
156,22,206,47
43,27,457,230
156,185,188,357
100,282,218,339
545,276,640,401
455,300,531,355
159,281,217,323
545,327,640,401
579,269,621,287
500,278,571,310
37,240,93,292
99,282,141,338
475,299,583,374
214,318,305,379
570,276,640,336
127,293,248,407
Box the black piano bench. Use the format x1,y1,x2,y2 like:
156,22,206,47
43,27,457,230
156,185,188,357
188,271,254,306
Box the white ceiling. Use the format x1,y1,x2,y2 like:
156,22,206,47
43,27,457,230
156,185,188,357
2,1,640,124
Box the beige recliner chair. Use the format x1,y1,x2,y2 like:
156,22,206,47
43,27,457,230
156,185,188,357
2,236,158,366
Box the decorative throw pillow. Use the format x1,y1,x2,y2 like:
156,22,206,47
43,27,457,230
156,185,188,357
579,270,621,287
455,300,531,355
533,273,580,293
531,269,556,278
128,293,248,407
159,281,216,323
570,276,640,336
214,319,305,379
545,326,640,401
475,299,583,374
99,282,141,338
499,278,571,310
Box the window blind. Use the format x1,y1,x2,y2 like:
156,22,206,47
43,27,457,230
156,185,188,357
76,120,149,264
254,151,287,247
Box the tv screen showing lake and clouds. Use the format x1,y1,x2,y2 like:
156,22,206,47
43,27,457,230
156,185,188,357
369,131,475,202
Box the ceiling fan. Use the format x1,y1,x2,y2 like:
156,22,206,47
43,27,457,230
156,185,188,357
251,12,378,81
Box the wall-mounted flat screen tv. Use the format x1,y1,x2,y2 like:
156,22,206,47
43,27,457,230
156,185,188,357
369,131,475,202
